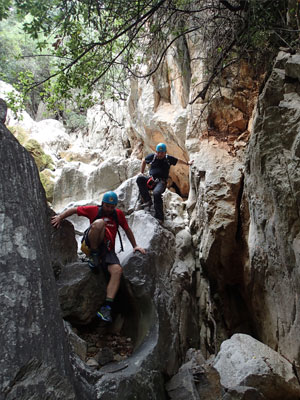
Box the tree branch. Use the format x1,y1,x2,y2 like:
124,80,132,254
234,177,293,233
24,0,167,92
219,0,248,12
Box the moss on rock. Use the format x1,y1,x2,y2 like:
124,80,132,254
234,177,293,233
9,125,55,199
8,125,30,145
39,169,55,202
24,139,55,171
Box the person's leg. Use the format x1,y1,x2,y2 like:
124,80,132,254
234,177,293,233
106,263,123,299
136,175,152,203
97,252,122,323
87,219,106,251
87,219,106,270
153,180,166,221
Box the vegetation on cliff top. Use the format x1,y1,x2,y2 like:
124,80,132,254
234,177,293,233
1,0,299,114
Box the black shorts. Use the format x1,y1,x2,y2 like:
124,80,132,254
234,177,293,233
82,226,121,268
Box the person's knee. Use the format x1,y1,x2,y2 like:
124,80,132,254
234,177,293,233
88,219,106,244
137,175,145,185
109,264,123,278
90,219,105,231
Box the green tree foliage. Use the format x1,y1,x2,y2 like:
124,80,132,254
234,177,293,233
3,0,300,109
0,0,11,20
0,10,52,115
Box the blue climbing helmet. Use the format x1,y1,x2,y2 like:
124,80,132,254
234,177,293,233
156,143,167,152
102,191,118,205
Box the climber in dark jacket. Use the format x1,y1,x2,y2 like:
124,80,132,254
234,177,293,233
136,143,193,223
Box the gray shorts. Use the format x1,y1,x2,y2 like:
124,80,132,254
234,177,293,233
103,249,120,267
82,226,121,268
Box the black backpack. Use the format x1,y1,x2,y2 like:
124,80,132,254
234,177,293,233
94,205,124,252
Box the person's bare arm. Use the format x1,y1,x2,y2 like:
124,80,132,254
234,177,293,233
177,158,194,166
125,227,146,254
51,207,78,229
140,159,147,174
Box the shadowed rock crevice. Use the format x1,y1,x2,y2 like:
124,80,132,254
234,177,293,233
193,153,255,351
56,261,156,366
200,225,254,345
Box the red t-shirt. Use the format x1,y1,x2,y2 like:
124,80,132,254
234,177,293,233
77,206,129,250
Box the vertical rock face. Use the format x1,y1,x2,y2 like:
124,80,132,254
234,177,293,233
189,141,251,352
0,121,77,398
127,36,191,197
244,51,300,361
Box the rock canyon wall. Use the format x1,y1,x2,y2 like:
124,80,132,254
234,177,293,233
1,30,300,400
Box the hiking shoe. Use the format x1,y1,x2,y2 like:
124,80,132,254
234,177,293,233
88,251,100,273
97,305,112,323
136,199,152,211
142,200,152,208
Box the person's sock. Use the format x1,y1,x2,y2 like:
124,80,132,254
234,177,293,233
104,297,113,308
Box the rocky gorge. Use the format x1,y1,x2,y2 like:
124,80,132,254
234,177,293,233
1,43,300,400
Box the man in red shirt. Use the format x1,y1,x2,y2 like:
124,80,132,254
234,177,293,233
51,191,145,323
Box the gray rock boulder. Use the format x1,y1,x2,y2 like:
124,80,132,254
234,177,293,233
56,262,107,324
166,349,223,400
49,208,78,277
0,122,78,398
214,334,300,400
0,98,7,123
223,386,266,400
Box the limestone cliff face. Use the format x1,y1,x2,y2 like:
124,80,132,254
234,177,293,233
127,36,191,196
126,36,300,368
244,51,300,361
125,34,262,354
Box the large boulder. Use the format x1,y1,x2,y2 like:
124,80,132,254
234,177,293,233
53,157,140,211
49,208,78,277
0,119,78,398
92,210,198,399
214,334,300,400
57,262,107,324
188,139,250,353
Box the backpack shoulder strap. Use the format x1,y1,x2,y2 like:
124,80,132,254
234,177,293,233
92,206,124,252
93,205,103,222
150,153,156,164
112,209,119,227
151,153,170,165
113,209,124,252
